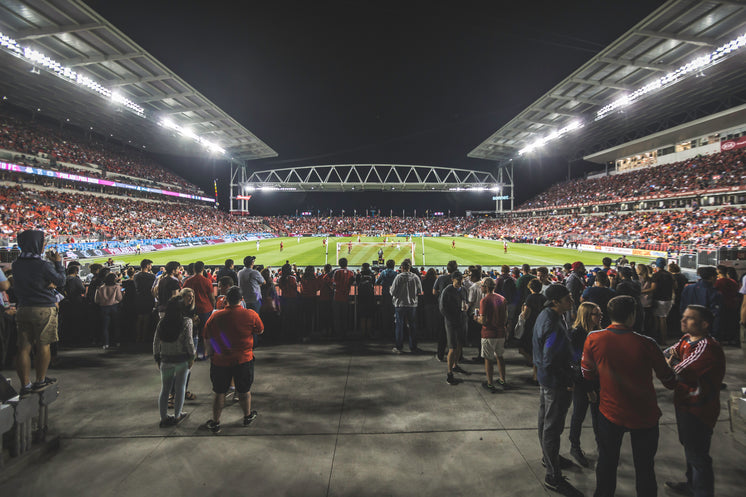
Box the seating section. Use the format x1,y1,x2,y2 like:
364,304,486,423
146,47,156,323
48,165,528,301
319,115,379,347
519,148,746,210
0,110,201,194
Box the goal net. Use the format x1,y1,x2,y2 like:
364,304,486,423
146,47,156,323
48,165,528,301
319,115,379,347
335,241,415,266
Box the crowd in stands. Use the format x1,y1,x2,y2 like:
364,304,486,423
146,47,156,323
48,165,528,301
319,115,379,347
262,215,478,236
0,109,200,193
0,185,266,240
520,148,746,210
473,207,746,248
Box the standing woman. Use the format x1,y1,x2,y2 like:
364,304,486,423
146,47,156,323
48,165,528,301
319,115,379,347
153,296,194,427
637,264,655,338
94,272,122,350
568,301,602,467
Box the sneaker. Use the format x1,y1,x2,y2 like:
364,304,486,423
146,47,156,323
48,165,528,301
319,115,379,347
544,476,584,496
493,381,505,392
19,385,34,397
446,373,461,385
495,378,509,390
243,410,258,426
664,481,693,496
204,419,221,434
481,381,497,393
159,416,176,428
570,446,589,467
31,377,57,391
452,365,471,376
435,354,445,362
392,347,402,355
174,412,189,425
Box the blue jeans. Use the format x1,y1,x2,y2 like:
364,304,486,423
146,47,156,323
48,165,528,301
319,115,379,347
100,304,118,346
676,409,714,497
595,412,659,497
159,361,189,420
538,386,572,481
569,385,599,449
394,306,417,351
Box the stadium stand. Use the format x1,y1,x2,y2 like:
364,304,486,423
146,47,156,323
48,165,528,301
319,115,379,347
518,148,746,211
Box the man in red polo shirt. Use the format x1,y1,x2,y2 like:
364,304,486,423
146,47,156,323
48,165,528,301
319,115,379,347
664,305,726,497
332,257,355,339
582,295,677,497
183,261,216,357
202,286,264,433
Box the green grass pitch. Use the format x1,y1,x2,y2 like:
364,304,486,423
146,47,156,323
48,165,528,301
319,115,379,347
89,236,652,269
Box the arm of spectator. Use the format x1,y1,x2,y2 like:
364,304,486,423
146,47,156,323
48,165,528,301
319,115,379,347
651,342,677,390
581,338,597,382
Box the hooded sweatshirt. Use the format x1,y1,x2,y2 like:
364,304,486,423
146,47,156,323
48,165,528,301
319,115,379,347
12,230,66,307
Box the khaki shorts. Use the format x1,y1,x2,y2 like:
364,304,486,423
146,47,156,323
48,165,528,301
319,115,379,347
17,306,59,347
481,338,505,360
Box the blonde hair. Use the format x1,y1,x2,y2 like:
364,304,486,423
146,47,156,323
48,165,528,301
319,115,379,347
573,302,600,332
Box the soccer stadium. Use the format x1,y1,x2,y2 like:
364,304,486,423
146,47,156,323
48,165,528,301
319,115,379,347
1,1,745,496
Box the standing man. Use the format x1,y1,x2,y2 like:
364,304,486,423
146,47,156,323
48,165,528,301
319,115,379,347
565,262,586,314
681,266,722,340
280,241,283,252
238,256,264,313
533,284,581,496
203,287,264,433
665,305,726,497
476,277,507,392
389,258,422,354
582,295,677,497
376,259,398,336
434,260,459,362
216,259,238,286
332,258,355,339
439,270,469,385
13,230,66,395
133,259,156,343
183,261,216,357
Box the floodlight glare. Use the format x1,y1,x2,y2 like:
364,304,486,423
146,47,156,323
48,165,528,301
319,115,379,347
596,32,746,120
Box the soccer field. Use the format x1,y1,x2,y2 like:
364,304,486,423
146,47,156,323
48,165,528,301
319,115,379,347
89,236,652,269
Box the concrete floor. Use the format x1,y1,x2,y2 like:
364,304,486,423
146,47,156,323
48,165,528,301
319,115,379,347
1,340,745,497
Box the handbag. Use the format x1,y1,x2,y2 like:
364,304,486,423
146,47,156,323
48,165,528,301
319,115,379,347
513,313,527,341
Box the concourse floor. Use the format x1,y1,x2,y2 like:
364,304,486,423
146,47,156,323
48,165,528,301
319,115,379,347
2,340,745,497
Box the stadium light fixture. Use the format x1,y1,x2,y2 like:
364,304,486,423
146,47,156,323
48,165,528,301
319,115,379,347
519,120,584,155
0,30,230,156
596,32,746,120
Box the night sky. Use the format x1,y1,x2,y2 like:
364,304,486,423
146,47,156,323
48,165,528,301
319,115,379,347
83,0,668,215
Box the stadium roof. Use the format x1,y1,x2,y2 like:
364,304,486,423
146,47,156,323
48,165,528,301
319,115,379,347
0,0,277,161
468,0,746,164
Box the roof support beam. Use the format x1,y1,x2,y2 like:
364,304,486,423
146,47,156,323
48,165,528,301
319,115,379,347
164,105,215,115
134,91,197,103
570,78,634,91
634,30,716,47
15,23,105,40
533,107,584,119
597,56,674,72
67,53,142,67
550,94,604,106
107,75,173,87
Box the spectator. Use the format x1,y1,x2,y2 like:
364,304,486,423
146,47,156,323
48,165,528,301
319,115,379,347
713,264,740,344
238,256,264,313
440,270,469,385
533,284,579,496
299,265,320,342
133,259,156,343
183,261,216,356
582,295,677,497
356,263,376,338
434,260,459,362
94,272,122,350
216,259,238,286
203,286,264,433
375,259,398,335
680,266,722,340
332,258,355,339
155,261,182,319
390,258,422,354
12,230,66,395
476,277,507,393
153,295,194,427
664,305,726,497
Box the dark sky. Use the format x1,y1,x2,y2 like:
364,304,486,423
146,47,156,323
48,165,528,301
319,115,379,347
84,0,668,214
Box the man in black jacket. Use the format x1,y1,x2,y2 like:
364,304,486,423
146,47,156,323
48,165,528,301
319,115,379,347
13,230,66,395
439,270,469,385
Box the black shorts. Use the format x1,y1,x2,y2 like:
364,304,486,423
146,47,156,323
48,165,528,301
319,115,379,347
210,360,254,394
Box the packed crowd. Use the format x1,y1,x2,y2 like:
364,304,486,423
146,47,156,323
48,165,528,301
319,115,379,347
0,185,267,239
0,110,200,193
520,147,746,210
261,215,478,236
473,207,746,248
3,227,739,496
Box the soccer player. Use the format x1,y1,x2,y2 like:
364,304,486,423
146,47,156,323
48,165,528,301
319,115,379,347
347,241,352,254
256,240,260,251
280,241,283,252
503,240,508,254
452,239,456,249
